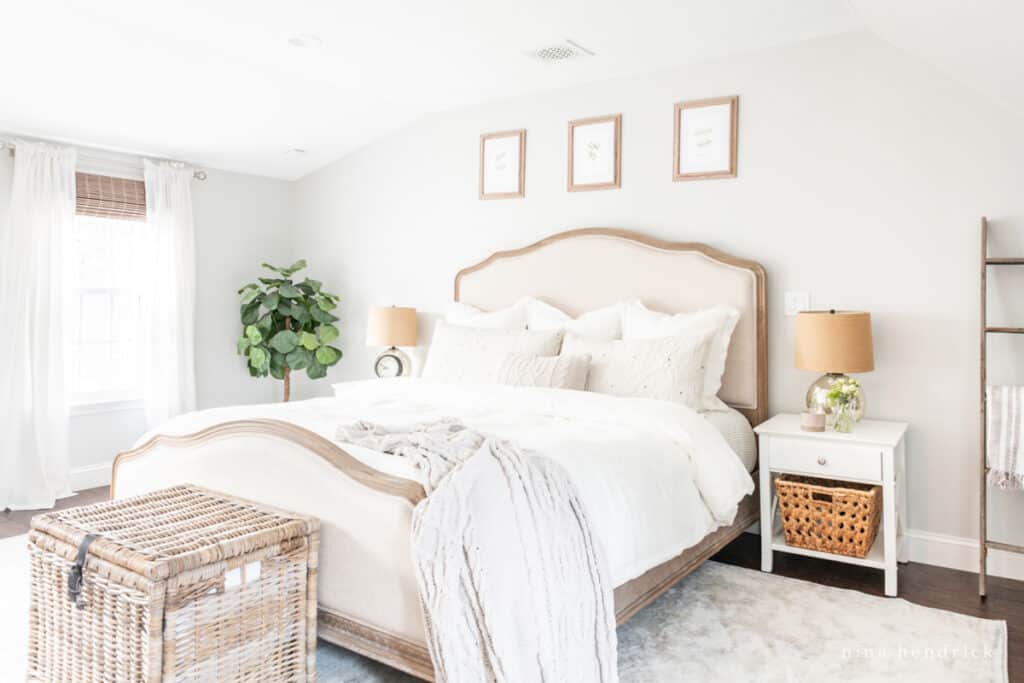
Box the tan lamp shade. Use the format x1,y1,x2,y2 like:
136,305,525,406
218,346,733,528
366,306,417,347
794,310,874,373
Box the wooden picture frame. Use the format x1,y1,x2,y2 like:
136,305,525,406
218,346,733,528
479,129,526,199
673,96,738,181
567,114,621,192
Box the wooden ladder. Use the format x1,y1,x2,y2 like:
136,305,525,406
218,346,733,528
979,216,1024,597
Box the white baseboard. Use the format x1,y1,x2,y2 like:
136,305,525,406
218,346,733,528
745,526,1024,581
69,462,113,491
903,529,1024,582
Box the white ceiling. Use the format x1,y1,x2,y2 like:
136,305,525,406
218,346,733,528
1,1,1018,180
0,0,865,179
850,0,1024,118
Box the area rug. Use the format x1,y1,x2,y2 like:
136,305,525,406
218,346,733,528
0,534,1007,681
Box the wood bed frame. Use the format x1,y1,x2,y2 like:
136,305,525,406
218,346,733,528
111,228,767,681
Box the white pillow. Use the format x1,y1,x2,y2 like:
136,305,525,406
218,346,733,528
561,329,716,410
422,321,563,384
621,302,740,411
444,301,527,330
523,298,629,341
495,353,591,390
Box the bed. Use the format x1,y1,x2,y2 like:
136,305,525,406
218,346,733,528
111,228,767,680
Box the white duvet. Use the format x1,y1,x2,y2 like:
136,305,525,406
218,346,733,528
140,379,754,587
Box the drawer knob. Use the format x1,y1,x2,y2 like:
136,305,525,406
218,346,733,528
817,457,827,466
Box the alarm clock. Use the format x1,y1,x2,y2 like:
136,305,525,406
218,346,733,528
374,346,411,378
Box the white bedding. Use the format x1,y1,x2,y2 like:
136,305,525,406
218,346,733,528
138,379,754,588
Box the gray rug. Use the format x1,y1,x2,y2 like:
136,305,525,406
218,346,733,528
317,561,1007,682
0,535,1007,681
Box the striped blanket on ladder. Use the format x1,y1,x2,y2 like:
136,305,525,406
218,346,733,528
987,385,1024,490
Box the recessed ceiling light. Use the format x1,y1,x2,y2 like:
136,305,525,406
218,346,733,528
285,148,308,160
287,34,322,49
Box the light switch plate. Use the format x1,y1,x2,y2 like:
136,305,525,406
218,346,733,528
784,291,810,316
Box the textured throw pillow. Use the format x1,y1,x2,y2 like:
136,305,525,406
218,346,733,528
444,301,528,330
523,298,629,341
494,353,591,390
561,329,716,410
421,321,563,384
621,302,740,411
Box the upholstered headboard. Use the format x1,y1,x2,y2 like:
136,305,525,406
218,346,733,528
454,228,767,426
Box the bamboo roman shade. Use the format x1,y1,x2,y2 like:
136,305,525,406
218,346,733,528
75,172,146,220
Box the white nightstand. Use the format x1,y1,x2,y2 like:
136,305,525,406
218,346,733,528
754,414,908,596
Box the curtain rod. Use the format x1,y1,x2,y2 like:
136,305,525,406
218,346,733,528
0,141,207,181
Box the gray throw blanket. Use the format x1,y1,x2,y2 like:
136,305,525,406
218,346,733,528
338,419,618,683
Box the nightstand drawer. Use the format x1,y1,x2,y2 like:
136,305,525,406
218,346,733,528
767,437,881,481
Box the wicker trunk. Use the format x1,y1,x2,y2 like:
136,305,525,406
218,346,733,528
27,484,319,682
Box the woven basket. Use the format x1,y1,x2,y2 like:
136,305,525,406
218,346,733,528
27,484,319,682
775,475,881,558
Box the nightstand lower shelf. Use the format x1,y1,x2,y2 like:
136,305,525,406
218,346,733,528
771,528,885,569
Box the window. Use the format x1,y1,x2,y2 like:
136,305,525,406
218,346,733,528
70,173,147,405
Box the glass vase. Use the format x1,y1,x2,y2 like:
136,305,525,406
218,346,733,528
831,404,854,433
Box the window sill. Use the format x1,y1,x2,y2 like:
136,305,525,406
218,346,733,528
70,398,144,416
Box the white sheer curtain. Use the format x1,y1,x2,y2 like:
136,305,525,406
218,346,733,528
0,141,77,510
141,160,196,425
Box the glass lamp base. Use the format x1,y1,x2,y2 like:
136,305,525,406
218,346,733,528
804,373,865,423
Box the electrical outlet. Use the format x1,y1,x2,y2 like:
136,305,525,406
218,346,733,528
784,291,810,316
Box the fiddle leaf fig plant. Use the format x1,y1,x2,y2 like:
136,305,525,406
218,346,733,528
236,260,342,401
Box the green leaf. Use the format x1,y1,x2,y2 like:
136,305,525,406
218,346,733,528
278,284,301,299
237,282,260,295
276,301,293,318
244,325,262,344
248,346,267,369
311,306,339,324
317,296,337,311
299,331,319,351
263,291,280,311
306,358,327,380
236,337,251,355
269,350,287,379
285,347,311,370
256,314,273,335
284,259,307,275
268,330,299,353
240,288,260,305
315,345,342,366
317,323,339,344
259,276,286,286
240,301,261,325
290,304,312,325
303,278,322,293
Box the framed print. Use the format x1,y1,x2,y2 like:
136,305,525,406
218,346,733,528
673,96,738,181
568,114,621,191
479,129,525,199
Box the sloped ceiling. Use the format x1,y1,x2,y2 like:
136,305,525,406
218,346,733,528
1,1,1017,180
851,0,1024,117
0,0,863,179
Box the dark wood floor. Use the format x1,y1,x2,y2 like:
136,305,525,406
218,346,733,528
5,488,1020,680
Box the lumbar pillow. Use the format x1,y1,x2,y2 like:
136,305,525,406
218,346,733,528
422,321,563,384
494,353,591,390
621,301,740,411
561,329,716,410
444,300,528,330
522,298,630,340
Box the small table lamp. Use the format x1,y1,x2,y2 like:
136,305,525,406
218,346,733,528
366,306,417,378
795,310,874,421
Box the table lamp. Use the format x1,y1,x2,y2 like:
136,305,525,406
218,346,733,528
366,306,417,378
795,310,874,421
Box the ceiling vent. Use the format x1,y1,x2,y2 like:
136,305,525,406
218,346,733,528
529,39,595,63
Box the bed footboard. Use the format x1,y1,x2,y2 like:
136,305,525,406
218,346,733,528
111,419,431,661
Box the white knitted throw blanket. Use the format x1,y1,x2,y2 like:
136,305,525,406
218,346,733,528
987,385,1024,491
337,419,618,683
